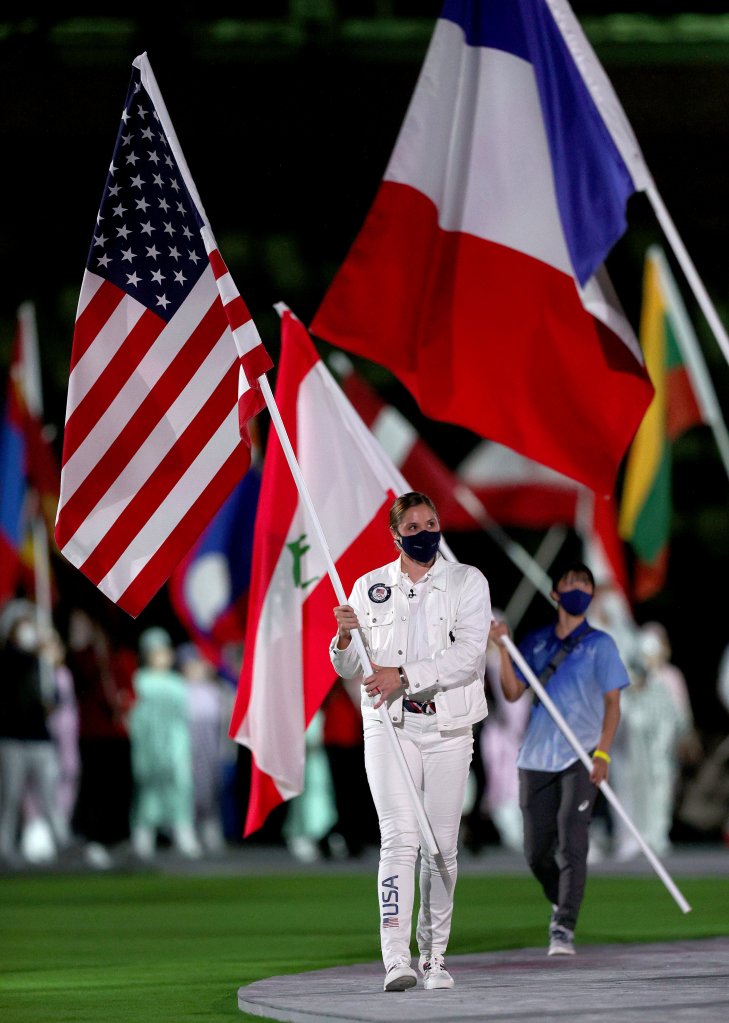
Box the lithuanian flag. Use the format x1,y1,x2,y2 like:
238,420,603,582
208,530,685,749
619,247,705,601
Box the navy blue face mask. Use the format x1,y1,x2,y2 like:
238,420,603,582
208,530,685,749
558,588,593,616
397,529,441,564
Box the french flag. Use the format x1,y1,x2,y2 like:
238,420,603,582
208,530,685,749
311,0,654,496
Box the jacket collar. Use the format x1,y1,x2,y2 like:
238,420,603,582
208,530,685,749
382,553,448,590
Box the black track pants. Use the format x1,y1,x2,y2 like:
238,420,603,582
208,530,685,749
519,760,598,932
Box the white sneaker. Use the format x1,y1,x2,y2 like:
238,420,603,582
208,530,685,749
84,842,113,870
132,826,155,861
548,925,576,956
419,952,455,990
384,955,418,992
173,824,203,859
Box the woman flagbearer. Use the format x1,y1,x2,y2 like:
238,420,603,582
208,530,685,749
330,492,492,992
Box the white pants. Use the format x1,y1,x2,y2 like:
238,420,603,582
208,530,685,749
0,740,68,861
364,712,473,969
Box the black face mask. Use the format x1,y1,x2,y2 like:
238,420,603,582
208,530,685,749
397,529,441,564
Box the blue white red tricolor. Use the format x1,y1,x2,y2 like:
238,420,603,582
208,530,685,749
311,0,654,495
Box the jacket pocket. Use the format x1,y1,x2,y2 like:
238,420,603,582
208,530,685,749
367,610,394,653
442,685,468,718
436,678,488,725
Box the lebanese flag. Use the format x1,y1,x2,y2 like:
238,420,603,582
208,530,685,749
229,309,421,837
311,0,654,496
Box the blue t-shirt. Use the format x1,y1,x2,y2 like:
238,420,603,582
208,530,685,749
516,622,630,772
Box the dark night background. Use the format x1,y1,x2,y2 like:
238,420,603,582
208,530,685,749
2,4,729,838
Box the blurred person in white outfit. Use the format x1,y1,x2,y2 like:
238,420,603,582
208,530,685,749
21,629,80,862
611,622,695,860
0,601,68,865
178,643,229,854
331,492,491,993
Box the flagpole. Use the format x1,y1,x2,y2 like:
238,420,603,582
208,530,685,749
452,484,555,601
645,184,729,373
500,634,691,914
20,303,56,701
256,371,451,887
543,6,729,390
649,244,729,481
503,525,567,630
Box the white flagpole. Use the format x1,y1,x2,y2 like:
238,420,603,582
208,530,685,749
31,503,56,704
503,525,567,630
31,507,53,633
646,185,729,374
544,4,729,376
500,634,691,914
256,370,452,890
452,483,556,601
649,244,729,481
17,301,56,700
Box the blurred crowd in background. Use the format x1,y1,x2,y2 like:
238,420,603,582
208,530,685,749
2,589,729,872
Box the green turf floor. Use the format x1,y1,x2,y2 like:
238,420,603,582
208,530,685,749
1,872,726,1023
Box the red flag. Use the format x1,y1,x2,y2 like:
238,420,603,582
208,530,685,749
311,1,653,495
577,490,630,603
229,310,418,837
54,53,271,616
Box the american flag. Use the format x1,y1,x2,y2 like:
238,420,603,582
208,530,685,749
55,53,271,617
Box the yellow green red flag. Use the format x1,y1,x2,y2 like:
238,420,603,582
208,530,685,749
619,248,705,601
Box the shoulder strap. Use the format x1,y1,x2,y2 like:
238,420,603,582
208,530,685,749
533,622,595,706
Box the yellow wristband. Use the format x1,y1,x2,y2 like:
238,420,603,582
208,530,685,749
593,749,611,764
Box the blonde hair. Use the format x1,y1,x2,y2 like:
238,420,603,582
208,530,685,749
388,492,438,531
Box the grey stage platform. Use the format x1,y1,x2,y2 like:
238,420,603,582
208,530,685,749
238,937,729,1023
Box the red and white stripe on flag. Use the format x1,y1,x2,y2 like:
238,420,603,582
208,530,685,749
458,438,629,599
54,53,271,617
457,440,580,530
331,355,480,532
229,310,414,837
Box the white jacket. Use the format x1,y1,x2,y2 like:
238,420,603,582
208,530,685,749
330,555,491,734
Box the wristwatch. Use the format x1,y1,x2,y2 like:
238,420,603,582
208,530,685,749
398,666,408,690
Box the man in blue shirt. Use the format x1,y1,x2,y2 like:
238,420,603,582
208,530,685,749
490,562,629,956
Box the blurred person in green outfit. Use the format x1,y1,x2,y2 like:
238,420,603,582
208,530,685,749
129,627,201,860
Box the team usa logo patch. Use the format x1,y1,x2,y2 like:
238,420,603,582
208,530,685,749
368,583,391,604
